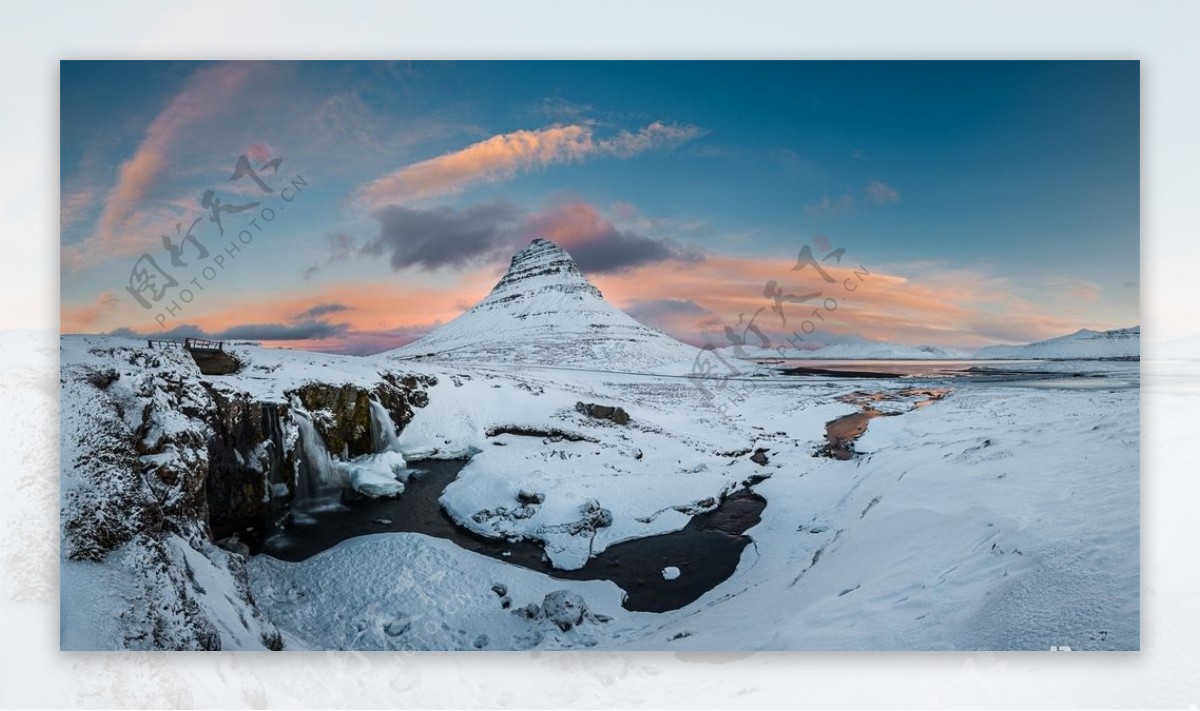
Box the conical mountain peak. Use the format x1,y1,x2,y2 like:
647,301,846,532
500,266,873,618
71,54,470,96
383,238,697,369
483,238,601,306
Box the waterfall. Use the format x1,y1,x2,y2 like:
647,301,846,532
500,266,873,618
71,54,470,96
369,399,403,453
262,403,290,531
291,401,345,516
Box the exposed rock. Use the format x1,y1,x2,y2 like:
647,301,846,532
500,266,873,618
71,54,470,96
62,344,284,650
83,366,120,390
203,389,293,542
750,448,770,466
541,590,588,631
517,490,545,505
384,618,412,637
491,583,508,596
187,347,241,375
510,505,537,519
290,383,374,458
289,374,434,461
567,499,613,533
485,425,597,443
742,472,771,487
575,401,631,425
215,534,250,558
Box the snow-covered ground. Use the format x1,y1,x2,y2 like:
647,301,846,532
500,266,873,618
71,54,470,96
239,350,1138,650
56,239,1139,651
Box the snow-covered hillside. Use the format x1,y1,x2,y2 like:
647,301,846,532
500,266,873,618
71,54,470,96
381,238,699,371
975,326,1140,360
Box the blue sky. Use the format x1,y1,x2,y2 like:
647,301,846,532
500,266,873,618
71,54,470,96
60,61,1139,354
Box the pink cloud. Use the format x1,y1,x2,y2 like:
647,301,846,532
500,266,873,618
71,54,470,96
356,122,703,207
63,63,269,271
593,254,1096,349
61,291,120,332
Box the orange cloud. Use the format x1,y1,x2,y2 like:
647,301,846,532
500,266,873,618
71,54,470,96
590,254,1098,349
61,292,120,332
73,238,1109,355
356,122,703,207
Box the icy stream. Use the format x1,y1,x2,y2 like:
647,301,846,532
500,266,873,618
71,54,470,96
258,459,765,613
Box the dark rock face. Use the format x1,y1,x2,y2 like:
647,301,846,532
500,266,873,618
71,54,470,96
187,348,241,375
575,401,631,425
291,383,374,459
750,448,770,466
203,389,294,542
485,425,598,443
290,373,436,460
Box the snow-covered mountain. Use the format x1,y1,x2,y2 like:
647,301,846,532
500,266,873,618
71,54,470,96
974,326,1140,360
381,238,699,370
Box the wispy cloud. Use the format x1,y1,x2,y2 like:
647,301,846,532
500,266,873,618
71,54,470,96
355,121,704,207
804,180,902,217
64,63,271,271
864,180,902,205
296,302,352,319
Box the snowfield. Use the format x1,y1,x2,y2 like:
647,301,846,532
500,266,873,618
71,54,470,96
238,353,1138,650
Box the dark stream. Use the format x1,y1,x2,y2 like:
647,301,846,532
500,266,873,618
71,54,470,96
256,460,765,613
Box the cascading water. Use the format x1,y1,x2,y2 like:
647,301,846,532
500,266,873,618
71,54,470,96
262,403,291,530
368,399,403,453
291,401,346,518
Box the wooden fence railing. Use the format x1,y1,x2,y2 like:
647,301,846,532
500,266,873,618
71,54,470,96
146,337,225,352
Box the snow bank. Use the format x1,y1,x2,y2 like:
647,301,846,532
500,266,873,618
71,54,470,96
249,533,630,650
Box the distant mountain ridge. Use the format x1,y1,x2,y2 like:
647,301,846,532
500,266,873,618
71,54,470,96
974,326,1140,360
380,238,699,370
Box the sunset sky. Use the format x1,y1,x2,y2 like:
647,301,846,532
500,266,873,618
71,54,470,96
60,61,1139,355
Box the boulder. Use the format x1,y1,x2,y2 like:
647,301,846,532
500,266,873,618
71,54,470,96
541,590,588,631
575,401,631,425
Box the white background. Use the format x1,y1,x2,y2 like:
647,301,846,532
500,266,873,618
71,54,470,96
2,0,1198,707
